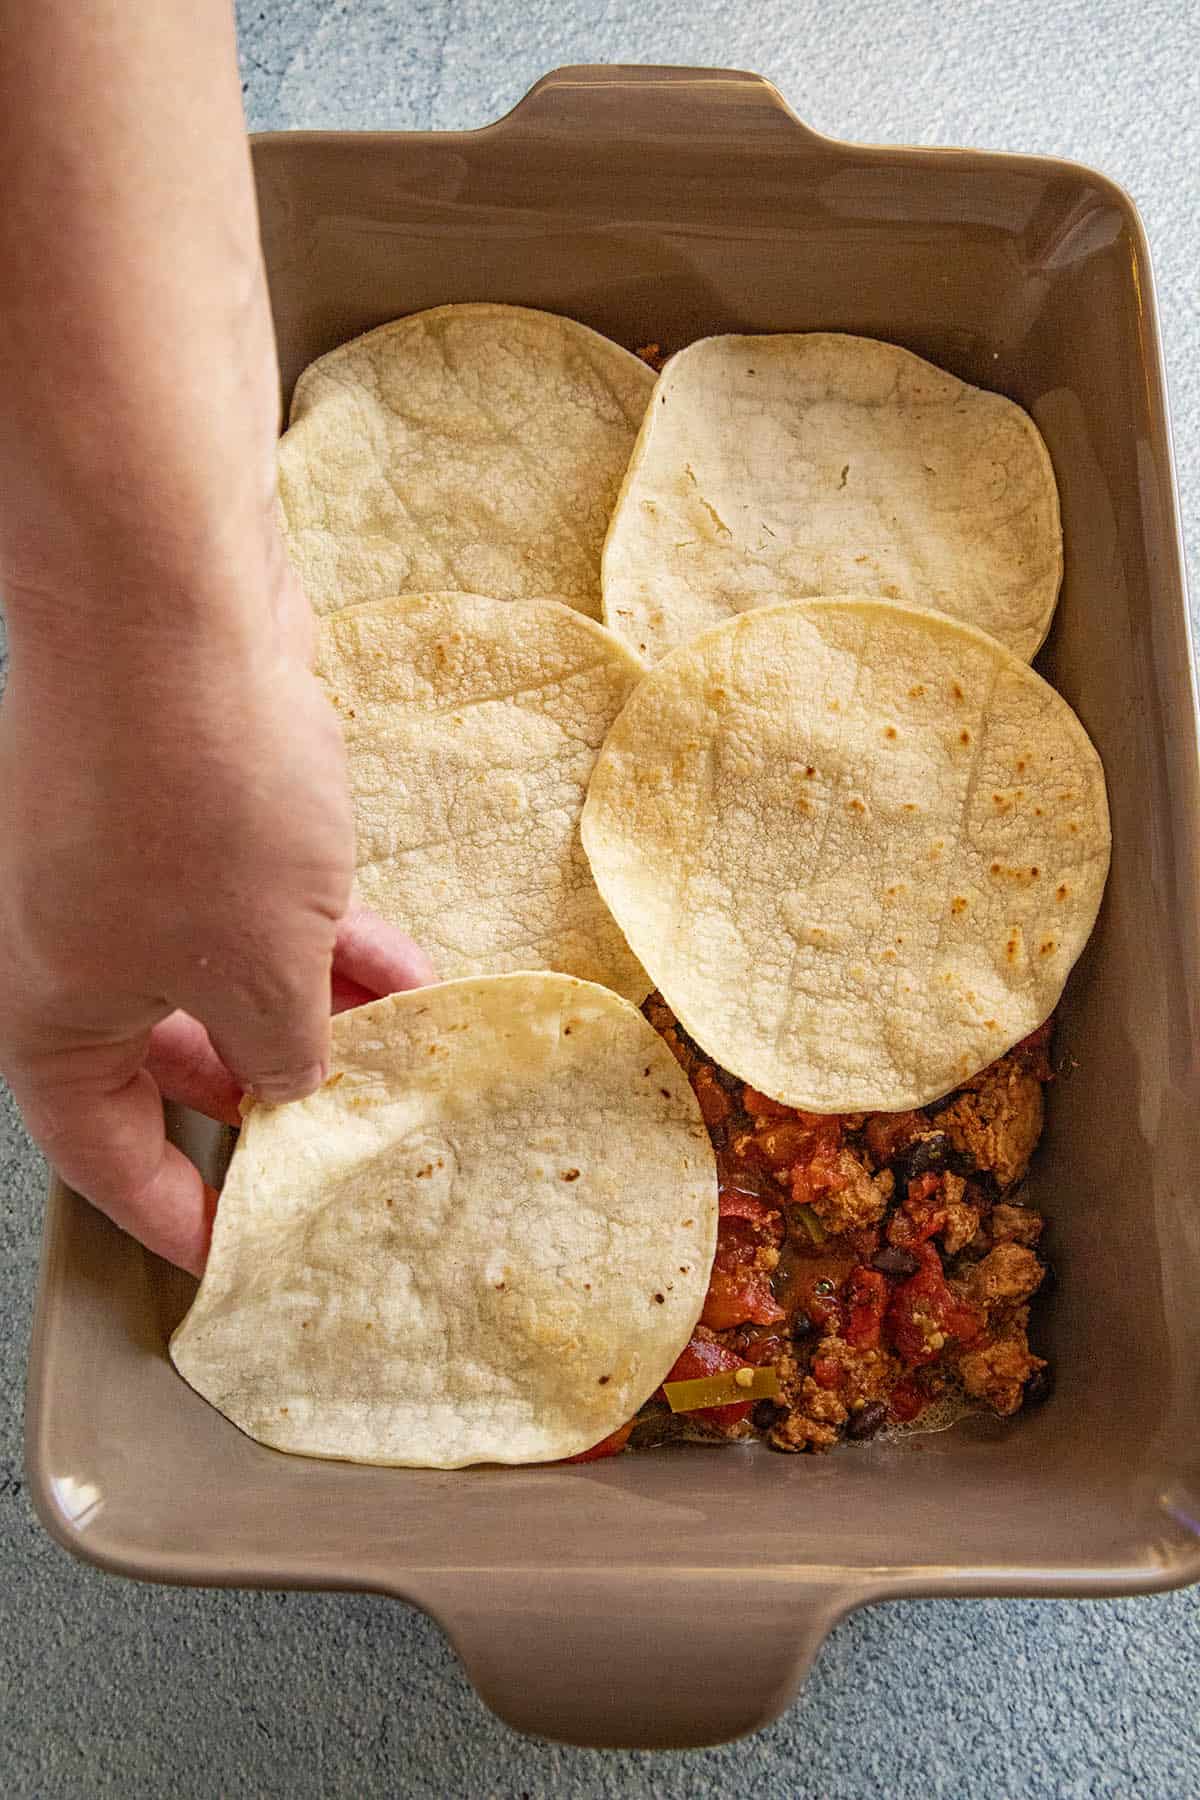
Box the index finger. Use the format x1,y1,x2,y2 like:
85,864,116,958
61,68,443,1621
331,906,435,1008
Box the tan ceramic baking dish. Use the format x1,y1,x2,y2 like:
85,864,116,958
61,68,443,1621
24,66,1200,1750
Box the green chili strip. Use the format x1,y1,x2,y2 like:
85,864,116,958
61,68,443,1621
795,1204,828,1244
663,1366,781,1412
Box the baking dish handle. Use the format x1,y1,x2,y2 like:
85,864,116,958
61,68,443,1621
488,63,836,151
424,1569,851,1749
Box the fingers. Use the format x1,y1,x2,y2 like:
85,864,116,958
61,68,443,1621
10,1044,217,1275
145,1011,243,1126
334,904,436,995
331,972,377,1014
151,912,433,1126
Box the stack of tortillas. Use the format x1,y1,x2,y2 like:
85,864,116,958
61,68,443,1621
171,309,1108,1468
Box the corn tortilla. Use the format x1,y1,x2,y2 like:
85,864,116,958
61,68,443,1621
318,590,648,997
170,977,719,1468
581,598,1109,1112
279,303,655,620
602,333,1062,662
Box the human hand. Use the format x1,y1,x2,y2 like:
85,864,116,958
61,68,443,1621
0,557,433,1276
0,0,439,1277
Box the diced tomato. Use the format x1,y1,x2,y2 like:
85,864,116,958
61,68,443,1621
735,1108,843,1185
812,1354,843,1389
564,1420,634,1463
752,1121,822,1170
944,1294,985,1345
718,1187,783,1234
717,1140,770,1194
741,1085,795,1119
659,1334,753,1428
701,1262,785,1330
845,1266,888,1349
788,1138,847,1209
886,1211,918,1250
808,1287,845,1334
885,1244,984,1368
863,1110,927,1164
701,1213,786,1330
662,1336,743,1385
888,1379,926,1424
888,1172,949,1249
715,1212,779,1256
739,1333,787,1367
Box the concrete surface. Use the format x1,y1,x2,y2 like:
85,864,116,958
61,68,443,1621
3,0,1198,1793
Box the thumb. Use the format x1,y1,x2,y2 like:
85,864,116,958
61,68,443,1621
183,932,334,1105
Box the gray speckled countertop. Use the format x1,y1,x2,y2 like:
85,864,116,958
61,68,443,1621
3,2,1198,1793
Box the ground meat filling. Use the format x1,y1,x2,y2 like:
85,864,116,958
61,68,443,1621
935,1062,1045,1189
634,1002,1054,1455
956,1304,1046,1416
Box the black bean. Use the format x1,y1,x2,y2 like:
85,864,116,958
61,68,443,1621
873,1245,920,1278
894,1132,950,1187
791,1311,816,1341
845,1400,889,1441
1023,1365,1054,1407
752,1399,783,1431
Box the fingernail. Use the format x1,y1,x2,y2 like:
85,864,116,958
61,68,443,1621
250,1063,327,1105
